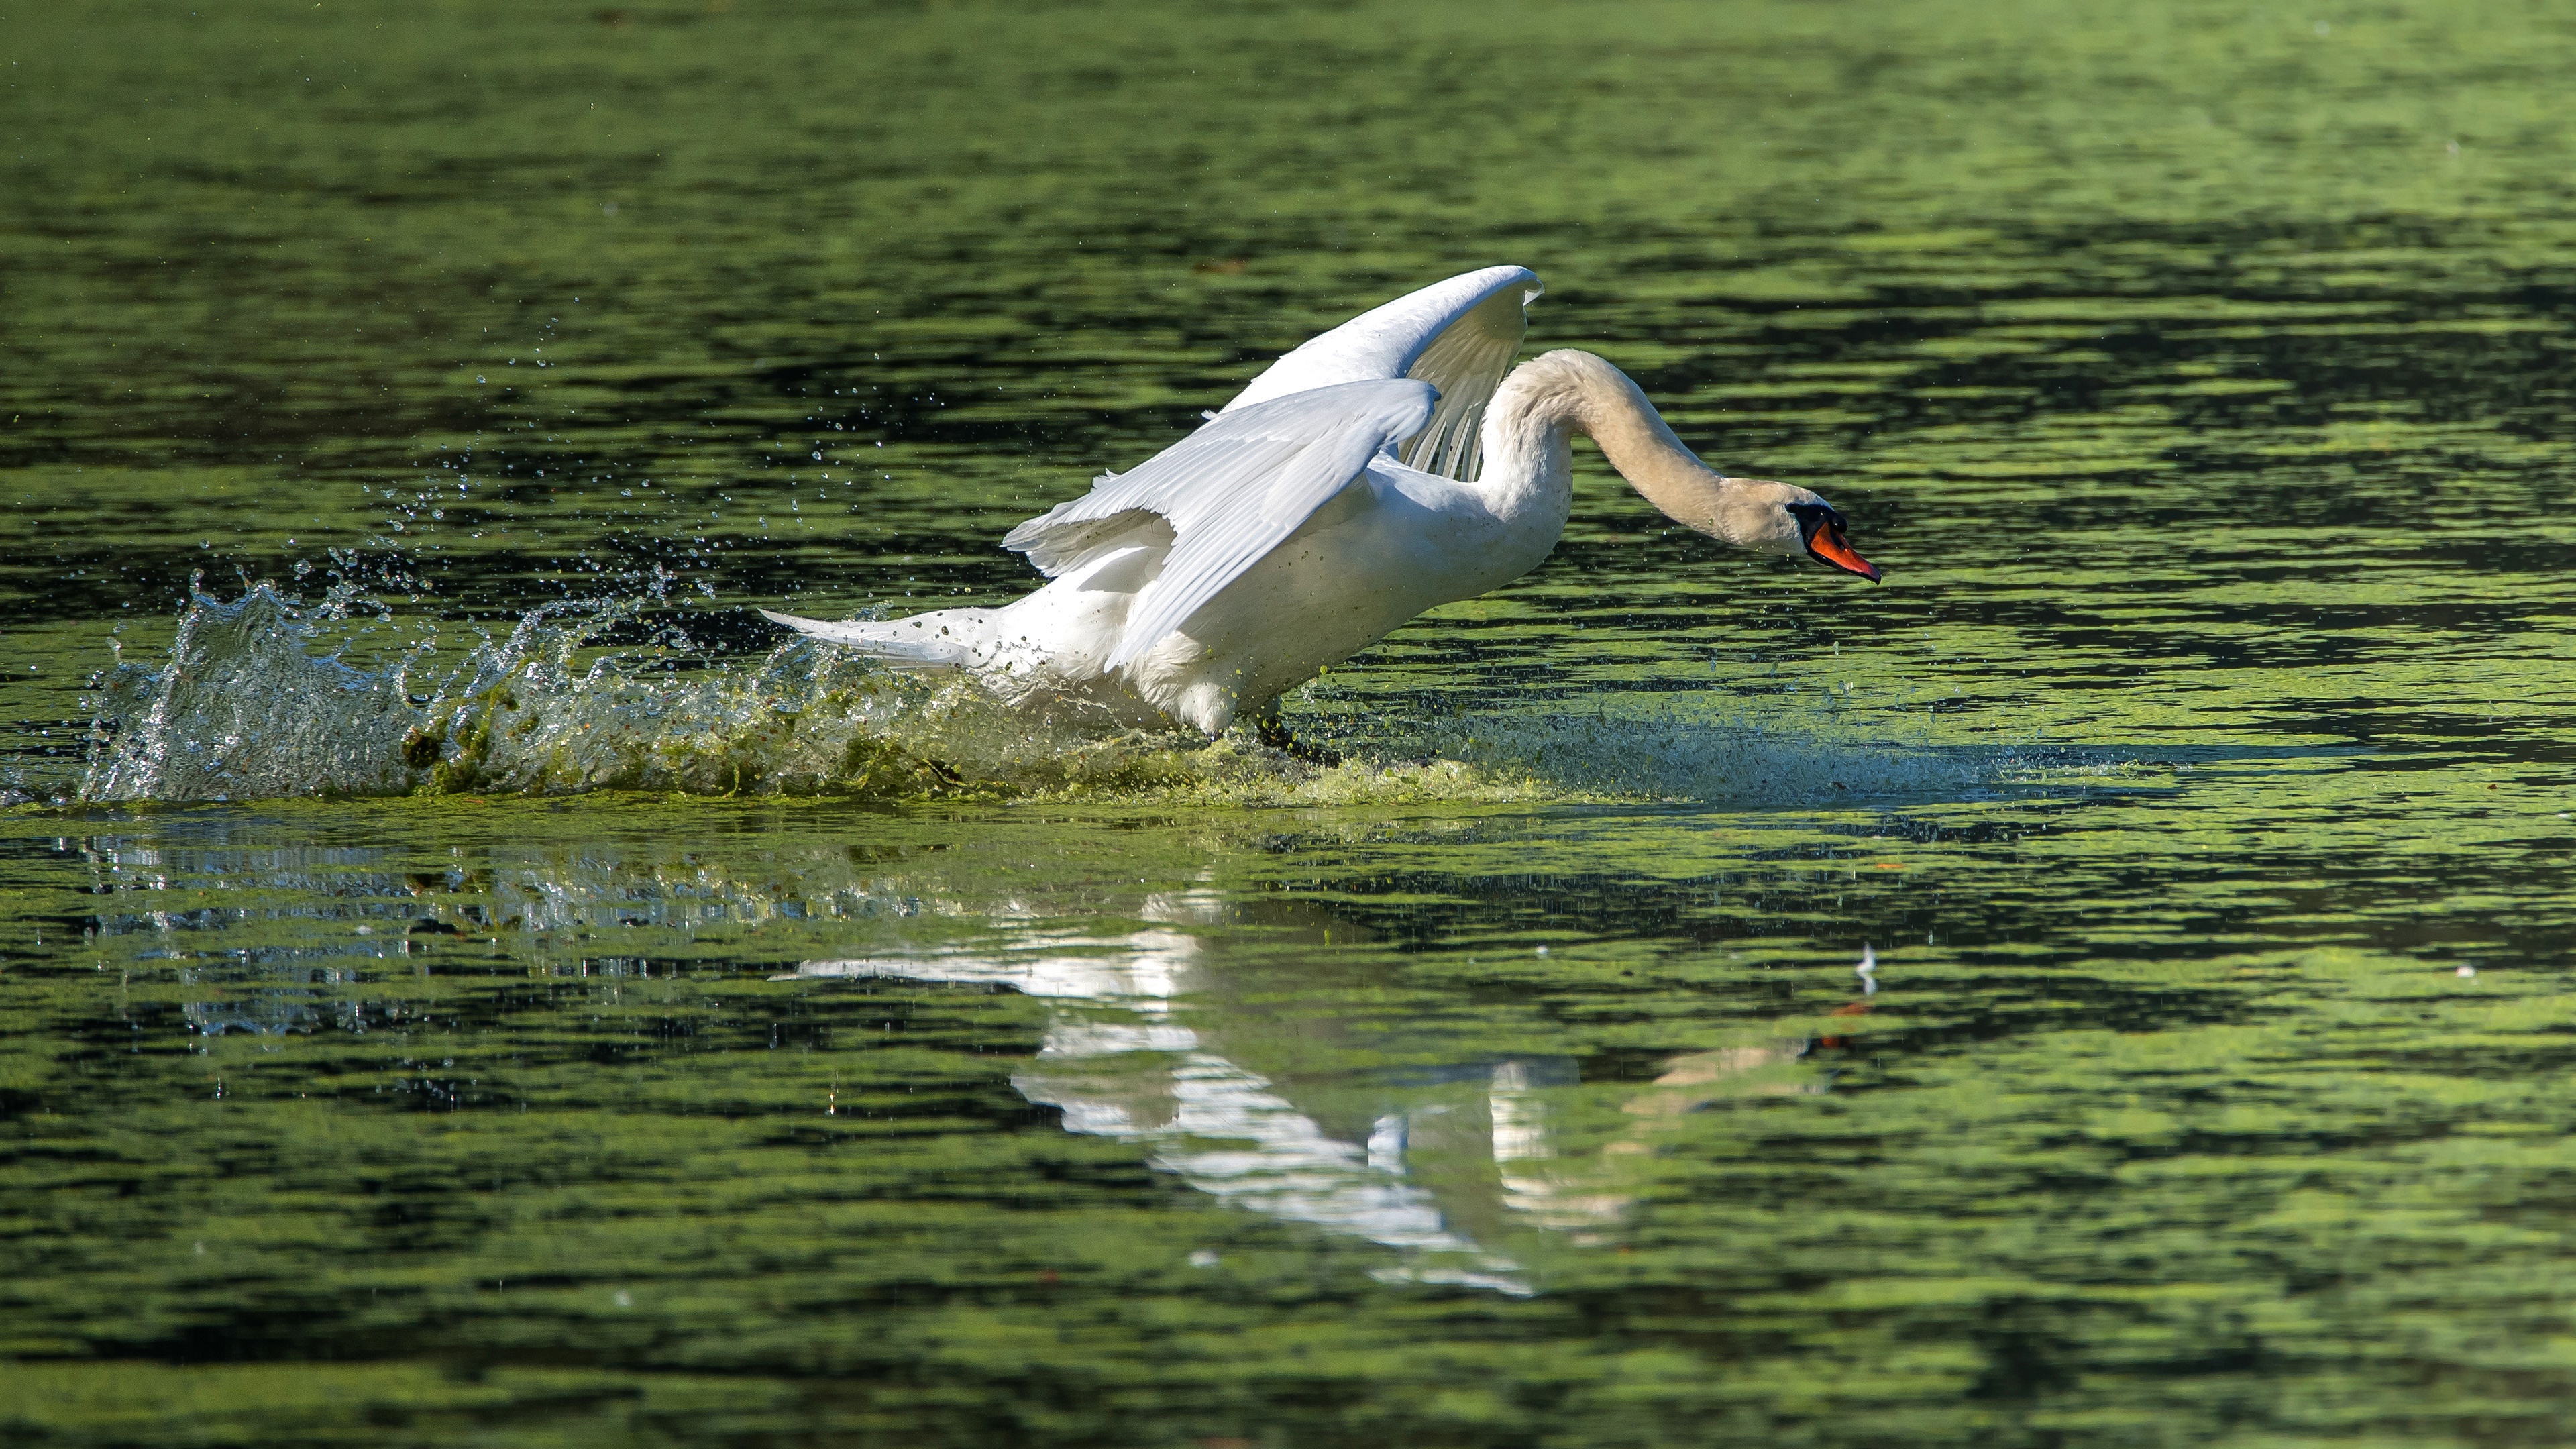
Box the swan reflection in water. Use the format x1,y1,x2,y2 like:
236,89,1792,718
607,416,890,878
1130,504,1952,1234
778,891,1827,1293
76,826,1843,1294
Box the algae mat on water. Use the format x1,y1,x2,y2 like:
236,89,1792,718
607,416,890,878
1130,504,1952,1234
10,792,2576,1446
9,0,2576,1444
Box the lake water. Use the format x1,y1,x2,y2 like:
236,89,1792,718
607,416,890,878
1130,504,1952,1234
9,1,2576,1443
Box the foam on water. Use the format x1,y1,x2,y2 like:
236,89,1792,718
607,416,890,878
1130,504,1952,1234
78,586,2083,808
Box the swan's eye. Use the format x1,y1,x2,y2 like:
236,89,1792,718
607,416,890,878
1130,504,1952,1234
1786,502,1840,541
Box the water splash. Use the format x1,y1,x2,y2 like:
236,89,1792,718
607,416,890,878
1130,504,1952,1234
85,585,426,803
82,584,1000,802
79,586,2077,806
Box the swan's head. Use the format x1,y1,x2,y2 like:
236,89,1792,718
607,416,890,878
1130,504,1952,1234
1718,480,1881,582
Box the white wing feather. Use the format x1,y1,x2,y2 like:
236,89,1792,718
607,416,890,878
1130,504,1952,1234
1002,378,1438,669
985,268,1540,674
1222,264,1541,482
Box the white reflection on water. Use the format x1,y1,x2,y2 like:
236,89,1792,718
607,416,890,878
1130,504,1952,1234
780,900,1525,1290
782,892,1821,1293
73,822,1832,1293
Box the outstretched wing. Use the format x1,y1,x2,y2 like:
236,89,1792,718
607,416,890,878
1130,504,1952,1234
1002,378,1438,669
1222,264,1541,483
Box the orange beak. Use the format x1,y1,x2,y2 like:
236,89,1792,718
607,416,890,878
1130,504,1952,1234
1806,521,1880,582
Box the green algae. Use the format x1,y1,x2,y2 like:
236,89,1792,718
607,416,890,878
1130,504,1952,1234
9,796,2576,1444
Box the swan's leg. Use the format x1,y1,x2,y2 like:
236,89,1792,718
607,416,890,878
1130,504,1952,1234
1252,700,1341,767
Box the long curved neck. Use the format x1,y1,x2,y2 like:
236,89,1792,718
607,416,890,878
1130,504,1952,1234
1478,349,1764,546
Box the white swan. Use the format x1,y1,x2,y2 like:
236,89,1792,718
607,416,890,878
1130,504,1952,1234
764,266,1879,739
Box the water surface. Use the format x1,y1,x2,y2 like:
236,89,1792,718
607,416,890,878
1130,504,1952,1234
8,0,2576,1443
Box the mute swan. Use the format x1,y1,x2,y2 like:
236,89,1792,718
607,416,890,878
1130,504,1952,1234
764,266,1878,741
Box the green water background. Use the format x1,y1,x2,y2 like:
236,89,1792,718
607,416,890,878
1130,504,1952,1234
8,0,2576,1442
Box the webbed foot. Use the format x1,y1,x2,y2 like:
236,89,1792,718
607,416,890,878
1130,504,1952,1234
1255,716,1341,767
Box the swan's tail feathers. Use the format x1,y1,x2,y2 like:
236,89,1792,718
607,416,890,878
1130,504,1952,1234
760,608,994,670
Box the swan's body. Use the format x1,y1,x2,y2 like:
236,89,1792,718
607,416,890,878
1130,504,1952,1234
766,267,1878,736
